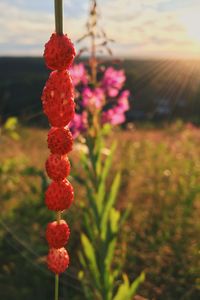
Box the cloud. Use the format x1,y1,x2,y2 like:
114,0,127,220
0,0,199,58
98,0,200,57
0,0,85,55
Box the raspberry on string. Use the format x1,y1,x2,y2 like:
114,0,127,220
45,154,71,181
46,220,70,249
47,247,70,274
41,0,76,298
44,33,76,71
47,127,73,155
41,70,75,127
45,179,74,211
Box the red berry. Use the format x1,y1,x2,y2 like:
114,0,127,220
47,247,69,274
45,179,74,211
46,220,70,249
44,33,76,71
45,154,70,181
47,127,73,155
41,70,75,127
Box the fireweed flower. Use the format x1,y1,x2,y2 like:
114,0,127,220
102,108,126,125
69,63,130,138
69,63,88,86
101,67,126,97
69,112,88,139
42,28,76,277
117,90,130,112
102,91,130,125
82,87,105,109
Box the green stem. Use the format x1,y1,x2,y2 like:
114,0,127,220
55,274,59,300
55,211,61,300
54,0,63,34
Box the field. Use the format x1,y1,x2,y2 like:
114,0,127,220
0,122,200,300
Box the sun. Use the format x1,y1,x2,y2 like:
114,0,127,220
180,9,200,44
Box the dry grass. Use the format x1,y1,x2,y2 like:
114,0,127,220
0,122,200,299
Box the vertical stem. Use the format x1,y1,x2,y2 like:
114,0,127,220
91,32,97,84
54,0,63,296
89,0,97,85
54,0,63,35
89,1,99,136
55,274,59,300
54,210,61,300
57,211,61,224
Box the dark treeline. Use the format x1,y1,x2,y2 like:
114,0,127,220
1,57,200,126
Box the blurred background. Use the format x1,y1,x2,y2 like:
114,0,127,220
0,0,200,299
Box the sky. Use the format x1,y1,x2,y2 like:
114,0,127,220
0,0,200,58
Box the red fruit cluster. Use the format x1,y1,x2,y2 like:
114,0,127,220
47,247,70,274
46,154,70,181
45,179,74,211
47,127,73,155
42,32,76,274
44,33,76,71
41,70,75,127
46,220,70,249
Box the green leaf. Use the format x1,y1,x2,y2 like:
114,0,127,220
97,142,117,212
81,233,101,289
101,142,117,184
82,211,96,242
119,206,131,229
101,123,112,136
110,208,120,233
129,272,145,297
78,251,87,269
113,274,130,300
3,117,19,140
85,183,100,230
80,151,94,184
105,237,117,272
96,150,102,177
113,273,145,300
101,172,121,239
4,117,18,131
96,180,106,213
94,134,103,177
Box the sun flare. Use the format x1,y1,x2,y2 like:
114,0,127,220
180,9,200,44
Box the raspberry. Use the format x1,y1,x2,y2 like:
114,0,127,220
46,220,70,249
45,154,70,181
47,127,73,155
47,247,70,274
41,70,75,127
44,33,76,71
45,179,74,211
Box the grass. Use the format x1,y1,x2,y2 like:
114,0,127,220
0,122,200,299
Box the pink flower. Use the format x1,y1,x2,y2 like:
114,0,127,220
69,112,88,138
101,90,130,125
102,108,126,125
101,67,126,97
116,90,130,112
82,87,105,109
69,63,88,86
